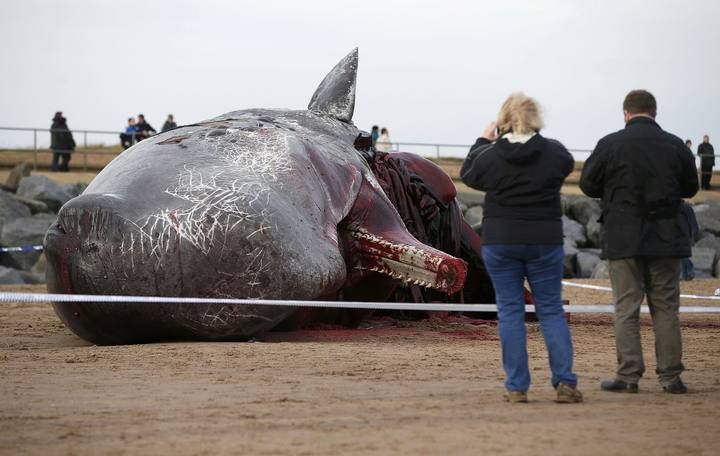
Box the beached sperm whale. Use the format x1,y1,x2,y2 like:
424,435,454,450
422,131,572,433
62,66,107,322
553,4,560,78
44,49,470,344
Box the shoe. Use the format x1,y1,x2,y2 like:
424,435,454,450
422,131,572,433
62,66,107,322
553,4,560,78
600,379,638,393
556,383,583,403
504,390,528,403
663,379,688,394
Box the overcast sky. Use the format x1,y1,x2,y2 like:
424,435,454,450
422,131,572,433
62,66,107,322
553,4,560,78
1,0,718,156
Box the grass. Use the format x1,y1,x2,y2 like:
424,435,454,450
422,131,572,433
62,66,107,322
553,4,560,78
0,144,122,171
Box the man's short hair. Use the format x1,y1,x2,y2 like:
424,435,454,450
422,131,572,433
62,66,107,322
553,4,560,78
623,90,657,117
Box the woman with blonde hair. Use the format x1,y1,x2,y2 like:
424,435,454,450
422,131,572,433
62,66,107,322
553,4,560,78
460,93,582,404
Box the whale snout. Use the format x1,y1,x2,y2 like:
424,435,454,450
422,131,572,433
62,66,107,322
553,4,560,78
54,193,131,240
45,193,145,296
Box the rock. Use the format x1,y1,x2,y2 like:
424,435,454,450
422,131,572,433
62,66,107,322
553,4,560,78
63,182,88,198
456,191,485,208
563,239,579,278
563,215,587,246
18,270,44,284
464,205,484,230
715,258,720,278
696,212,720,236
585,215,602,248
562,194,601,225
693,200,720,221
591,261,610,279
16,176,73,212
10,194,49,214
457,201,467,215
576,251,602,278
691,247,717,278
0,213,56,271
694,236,720,256
5,162,31,191
0,266,26,284
0,189,32,234
31,254,47,274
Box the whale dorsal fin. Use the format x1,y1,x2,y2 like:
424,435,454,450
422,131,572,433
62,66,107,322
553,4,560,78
308,48,358,123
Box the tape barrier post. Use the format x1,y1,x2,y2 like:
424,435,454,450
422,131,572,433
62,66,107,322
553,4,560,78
1,292,719,314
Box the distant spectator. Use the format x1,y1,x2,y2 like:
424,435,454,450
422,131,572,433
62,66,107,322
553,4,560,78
685,139,692,150
680,201,700,281
698,135,715,190
370,125,379,147
376,127,392,152
161,114,178,132
50,111,75,172
120,117,138,150
136,114,157,141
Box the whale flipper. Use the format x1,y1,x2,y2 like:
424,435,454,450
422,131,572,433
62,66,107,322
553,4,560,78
308,48,358,123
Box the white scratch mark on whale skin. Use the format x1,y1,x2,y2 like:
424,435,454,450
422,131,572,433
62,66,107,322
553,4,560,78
134,129,291,264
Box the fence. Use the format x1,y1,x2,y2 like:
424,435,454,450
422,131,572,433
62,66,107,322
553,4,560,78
0,126,131,172
0,126,711,172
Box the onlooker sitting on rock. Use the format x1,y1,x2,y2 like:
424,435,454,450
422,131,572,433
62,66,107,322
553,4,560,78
49,111,75,172
120,117,138,150
136,114,157,141
161,114,178,132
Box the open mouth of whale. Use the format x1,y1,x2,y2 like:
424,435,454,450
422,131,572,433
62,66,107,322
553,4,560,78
348,226,464,294
338,175,467,296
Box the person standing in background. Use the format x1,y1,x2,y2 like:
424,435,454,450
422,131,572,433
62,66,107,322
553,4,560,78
376,127,392,152
370,125,379,147
162,114,178,132
680,201,699,281
50,111,75,172
698,135,715,190
580,90,698,394
685,139,692,150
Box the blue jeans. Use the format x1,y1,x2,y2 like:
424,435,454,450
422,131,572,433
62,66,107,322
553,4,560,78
680,258,694,280
482,244,577,392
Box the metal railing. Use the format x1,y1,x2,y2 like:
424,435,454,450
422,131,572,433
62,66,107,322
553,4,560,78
377,140,595,162
0,126,712,172
0,126,140,172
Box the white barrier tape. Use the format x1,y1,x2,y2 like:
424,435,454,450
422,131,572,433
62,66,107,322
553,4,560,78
1,292,720,314
562,280,720,301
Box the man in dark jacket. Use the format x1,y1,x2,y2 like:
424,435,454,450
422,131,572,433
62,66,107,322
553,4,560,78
161,114,177,132
698,135,715,190
136,114,156,141
50,111,76,172
580,90,699,394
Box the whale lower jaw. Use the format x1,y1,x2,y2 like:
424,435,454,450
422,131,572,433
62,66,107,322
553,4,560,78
349,227,466,295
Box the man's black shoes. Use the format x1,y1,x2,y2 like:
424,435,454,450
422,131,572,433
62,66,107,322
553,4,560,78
663,379,688,394
600,379,639,393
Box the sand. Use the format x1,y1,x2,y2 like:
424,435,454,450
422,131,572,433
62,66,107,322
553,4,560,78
1,281,719,456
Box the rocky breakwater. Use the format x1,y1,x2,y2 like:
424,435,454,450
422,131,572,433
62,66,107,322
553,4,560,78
0,164,86,284
458,191,720,280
